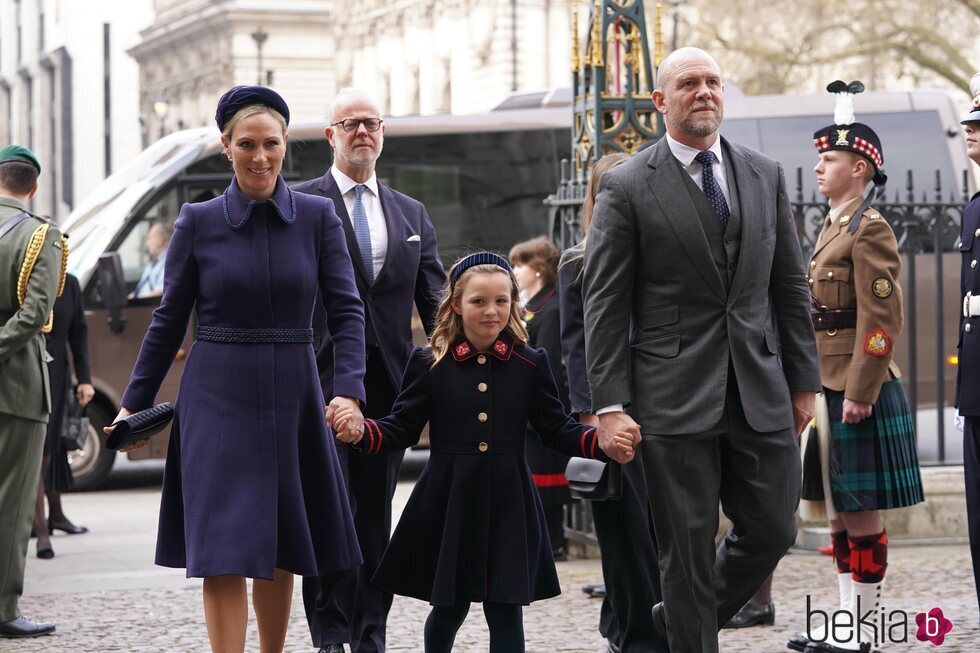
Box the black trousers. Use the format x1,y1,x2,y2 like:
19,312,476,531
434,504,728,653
639,392,800,653
591,457,670,652
303,351,404,653
965,417,980,613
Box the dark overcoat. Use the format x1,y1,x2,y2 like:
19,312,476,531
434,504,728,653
43,273,91,490
358,336,607,605
523,285,572,506
121,177,366,580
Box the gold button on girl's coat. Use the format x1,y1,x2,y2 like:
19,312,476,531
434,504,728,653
967,323,973,333
478,412,488,422
478,442,489,452
477,355,487,365
827,271,834,279
972,260,977,269
478,383,488,392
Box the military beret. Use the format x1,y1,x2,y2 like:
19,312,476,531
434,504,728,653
813,80,886,186
0,144,41,173
214,85,290,132
961,72,980,125
450,252,513,288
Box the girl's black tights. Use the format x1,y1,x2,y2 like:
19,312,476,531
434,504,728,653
424,600,525,652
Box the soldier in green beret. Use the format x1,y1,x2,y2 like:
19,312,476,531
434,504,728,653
0,144,64,639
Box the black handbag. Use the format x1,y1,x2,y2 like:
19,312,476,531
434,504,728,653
60,400,90,452
565,458,623,501
106,402,175,450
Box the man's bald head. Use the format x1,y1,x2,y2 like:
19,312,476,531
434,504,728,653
656,47,722,91
330,88,381,124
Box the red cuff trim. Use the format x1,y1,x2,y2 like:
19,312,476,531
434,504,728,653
589,428,597,458
579,431,588,457
532,473,569,487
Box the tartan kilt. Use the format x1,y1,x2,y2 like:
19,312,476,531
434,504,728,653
826,379,924,512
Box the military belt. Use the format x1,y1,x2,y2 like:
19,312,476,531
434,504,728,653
811,309,857,331
964,294,980,318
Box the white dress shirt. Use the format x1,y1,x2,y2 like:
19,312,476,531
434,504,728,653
596,134,731,417
664,132,732,209
331,166,389,280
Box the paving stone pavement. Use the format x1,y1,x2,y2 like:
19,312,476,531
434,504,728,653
5,481,979,652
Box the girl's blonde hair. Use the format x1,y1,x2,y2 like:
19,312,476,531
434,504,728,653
429,262,529,366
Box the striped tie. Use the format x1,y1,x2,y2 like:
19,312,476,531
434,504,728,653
352,184,374,284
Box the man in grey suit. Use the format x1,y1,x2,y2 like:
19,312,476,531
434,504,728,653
583,48,820,653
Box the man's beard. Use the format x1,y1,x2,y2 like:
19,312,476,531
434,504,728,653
337,141,382,167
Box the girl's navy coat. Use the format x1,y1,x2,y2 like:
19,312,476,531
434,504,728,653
359,334,607,605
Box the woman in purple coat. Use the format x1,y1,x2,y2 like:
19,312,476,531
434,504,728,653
106,86,366,653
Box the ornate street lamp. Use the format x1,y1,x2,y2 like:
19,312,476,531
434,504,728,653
251,28,268,86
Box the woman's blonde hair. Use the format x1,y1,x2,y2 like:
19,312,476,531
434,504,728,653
429,262,528,366
220,104,288,142
561,152,631,269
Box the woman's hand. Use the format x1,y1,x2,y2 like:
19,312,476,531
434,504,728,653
103,407,150,453
76,383,95,407
327,396,364,445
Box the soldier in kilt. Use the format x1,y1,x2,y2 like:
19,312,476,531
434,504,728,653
789,82,924,653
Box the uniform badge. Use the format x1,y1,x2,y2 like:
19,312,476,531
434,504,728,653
864,328,892,357
455,342,471,357
523,310,535,322
872,278,893,298
835,128,850,146
493,340,509,356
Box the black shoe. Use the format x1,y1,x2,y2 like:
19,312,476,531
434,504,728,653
318,645,344,653
581,582,602,595
48,518,88,535
723,600,775,629
590,584,607,598
36,546,54,560
804,642,872,653
787,634,810,651
651,602,667,636
0,616,56,638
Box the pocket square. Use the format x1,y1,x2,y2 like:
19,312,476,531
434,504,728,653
406,234,421,242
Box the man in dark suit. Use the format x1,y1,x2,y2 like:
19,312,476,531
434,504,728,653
582,48,820,653
295,88,445,653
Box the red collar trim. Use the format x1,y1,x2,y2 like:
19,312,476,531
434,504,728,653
450,337,514,362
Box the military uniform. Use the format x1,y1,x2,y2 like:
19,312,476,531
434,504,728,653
956,72,980,616
0,195,64,626
808,196,923,513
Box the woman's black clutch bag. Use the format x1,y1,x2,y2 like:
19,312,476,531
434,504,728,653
106,402,175,450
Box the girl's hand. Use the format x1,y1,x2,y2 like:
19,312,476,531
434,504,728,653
103,407,151,453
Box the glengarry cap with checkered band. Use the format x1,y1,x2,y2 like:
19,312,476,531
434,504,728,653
961,72,980,125
812,80,887,186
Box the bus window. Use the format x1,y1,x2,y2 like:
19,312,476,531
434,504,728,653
114,185,180,298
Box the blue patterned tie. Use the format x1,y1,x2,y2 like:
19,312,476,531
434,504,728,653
352,184,374,284
694,150,730,225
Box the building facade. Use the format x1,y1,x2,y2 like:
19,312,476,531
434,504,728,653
0,0,153,221
129,0,337,137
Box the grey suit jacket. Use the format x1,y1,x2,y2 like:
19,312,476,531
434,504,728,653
583,137,820,435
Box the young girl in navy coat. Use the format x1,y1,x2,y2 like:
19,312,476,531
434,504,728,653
333,251,634,652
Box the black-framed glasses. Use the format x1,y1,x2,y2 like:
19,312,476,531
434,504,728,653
331,118,384,133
